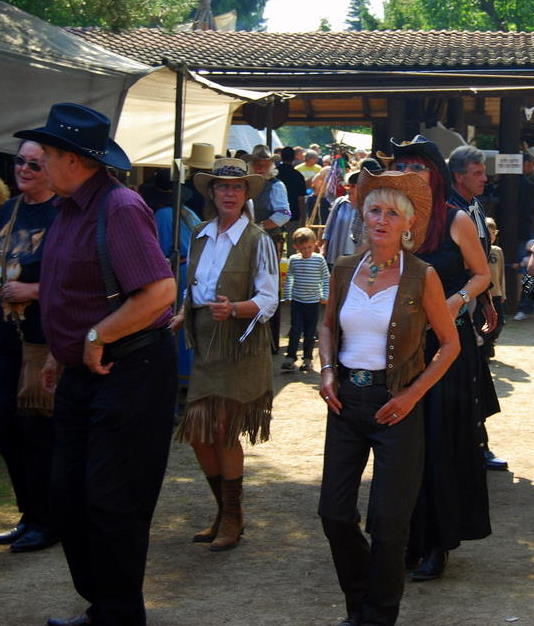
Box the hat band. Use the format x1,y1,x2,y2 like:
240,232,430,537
58,123,108,155
213,165,247,177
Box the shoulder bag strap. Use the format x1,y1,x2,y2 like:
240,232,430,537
97,184,124,313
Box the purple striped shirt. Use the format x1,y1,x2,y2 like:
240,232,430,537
40,169,173,366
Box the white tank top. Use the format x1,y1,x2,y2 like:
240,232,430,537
338,252,402,370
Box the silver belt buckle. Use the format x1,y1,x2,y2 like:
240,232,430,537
349,369,373,387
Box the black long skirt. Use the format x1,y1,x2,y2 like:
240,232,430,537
407,313,491,555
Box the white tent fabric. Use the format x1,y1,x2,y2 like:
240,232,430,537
116,68,282,167
0,1,151,155
332,130,373,150
228,125,282,153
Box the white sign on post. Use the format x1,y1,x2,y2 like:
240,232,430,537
494,154,523,174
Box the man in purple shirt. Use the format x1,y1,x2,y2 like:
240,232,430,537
15,103,177,626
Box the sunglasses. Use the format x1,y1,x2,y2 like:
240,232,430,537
14,155,42,172
392,162,429,173
213,182,246,192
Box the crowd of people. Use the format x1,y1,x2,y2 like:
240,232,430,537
0,100,532,626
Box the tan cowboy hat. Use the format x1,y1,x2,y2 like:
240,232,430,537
193,158,265,200
358,169,432,252
183,143,215,170
376,150,395,169
242,144,278,163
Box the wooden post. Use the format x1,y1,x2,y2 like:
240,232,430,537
388,97,407,141
171,62,187,303
497,96,522,308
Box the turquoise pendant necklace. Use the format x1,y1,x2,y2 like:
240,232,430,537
367,253,399,285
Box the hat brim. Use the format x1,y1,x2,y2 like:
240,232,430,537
14,128,132,171
390,137,451,195
193,172,265,201
242,154,278,163
358,169,432,252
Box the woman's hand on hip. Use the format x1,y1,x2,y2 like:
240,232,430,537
208,295,233,321
375,389,418,426
319,370,342,415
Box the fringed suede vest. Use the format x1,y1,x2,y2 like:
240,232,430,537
331,252,429,393
184,220,272,361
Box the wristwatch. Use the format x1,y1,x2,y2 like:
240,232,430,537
230,303,237,318
86,327,105,346
457,289,470,304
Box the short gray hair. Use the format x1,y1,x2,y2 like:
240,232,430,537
448,145,485,176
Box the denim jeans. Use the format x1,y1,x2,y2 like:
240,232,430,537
286,300,319,360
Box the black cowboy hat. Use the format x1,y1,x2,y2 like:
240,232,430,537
390,135,451,195
14,102,131,171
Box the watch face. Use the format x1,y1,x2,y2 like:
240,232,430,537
88,329,98,342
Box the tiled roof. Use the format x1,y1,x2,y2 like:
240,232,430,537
67,28,534,71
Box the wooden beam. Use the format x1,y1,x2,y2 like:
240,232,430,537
497,96,522,308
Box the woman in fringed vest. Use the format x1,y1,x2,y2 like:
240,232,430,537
172,158,279,551
318,170,460,626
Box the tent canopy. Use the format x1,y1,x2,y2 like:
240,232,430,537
116,67,287,167
0,1,151,155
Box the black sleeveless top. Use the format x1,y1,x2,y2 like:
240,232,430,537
416,208,469,298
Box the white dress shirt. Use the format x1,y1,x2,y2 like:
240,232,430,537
191,214,279,322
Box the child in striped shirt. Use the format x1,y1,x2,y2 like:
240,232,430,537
282,227,330,372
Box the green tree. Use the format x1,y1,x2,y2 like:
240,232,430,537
379,0,534,31
211,0,267,31
345,0,380,31
318,17,332,32
6,0,196,30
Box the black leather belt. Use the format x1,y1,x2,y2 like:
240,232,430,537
104,327,169,361
339,364,387,387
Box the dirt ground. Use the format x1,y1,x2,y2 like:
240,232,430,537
1,304,534,626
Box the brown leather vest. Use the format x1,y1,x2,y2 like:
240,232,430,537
331,251,429,393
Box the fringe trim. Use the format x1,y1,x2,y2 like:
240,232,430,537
175,392,273,447
17,342,54,417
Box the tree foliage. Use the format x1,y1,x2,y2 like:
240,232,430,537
6,0,267,31
379,0,534,31
345,0,380,31
318,17,332,32
211,0,267,31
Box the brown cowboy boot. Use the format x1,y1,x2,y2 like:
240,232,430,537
209,476,244,552
193,475,223,543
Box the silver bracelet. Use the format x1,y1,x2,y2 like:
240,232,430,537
320,364,334,372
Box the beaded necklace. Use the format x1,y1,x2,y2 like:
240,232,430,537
367,252,399,285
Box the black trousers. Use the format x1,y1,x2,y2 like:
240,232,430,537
51,333,177,626
319,377,424,626
286,300,319,361
0,325,55,529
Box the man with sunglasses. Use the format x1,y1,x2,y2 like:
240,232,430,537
0,140,59,553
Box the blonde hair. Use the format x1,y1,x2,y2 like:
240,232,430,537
0,178,10,206
293,227,316,245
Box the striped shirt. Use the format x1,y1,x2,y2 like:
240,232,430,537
284,252,330,303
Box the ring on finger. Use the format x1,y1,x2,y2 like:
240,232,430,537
392,412,399,419
324,395,330,401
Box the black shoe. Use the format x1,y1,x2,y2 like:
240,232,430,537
0,519,28,545
47,612,91,625
484,449,508,471
337,618,358,626
411,548,448,581
10,528,59,553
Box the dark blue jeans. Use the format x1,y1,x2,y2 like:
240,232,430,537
51,332,176,626
286,300,319,360
319,376,424,625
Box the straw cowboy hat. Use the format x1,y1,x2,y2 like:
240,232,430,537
193,158,265,200
390,135,452,194
183,143,215,170
242,144,278,163
357,169,432,251
14,102,131,171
